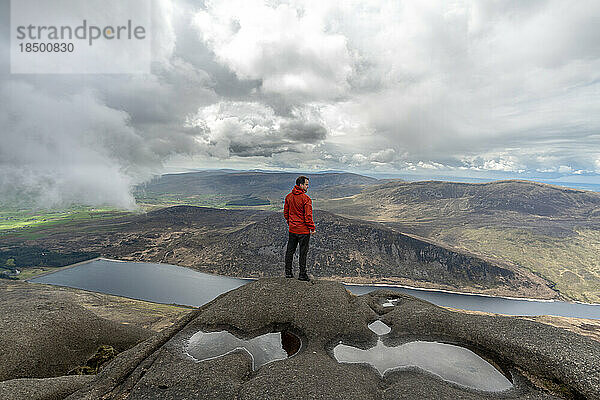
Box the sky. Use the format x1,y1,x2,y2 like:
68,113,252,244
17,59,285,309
1,0,599,208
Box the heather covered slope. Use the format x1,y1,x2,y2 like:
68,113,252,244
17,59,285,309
318,180,600,302
0,206,557,300
192,210,556,299
320,180,600,232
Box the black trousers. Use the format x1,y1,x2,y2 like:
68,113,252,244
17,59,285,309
285,232,310,277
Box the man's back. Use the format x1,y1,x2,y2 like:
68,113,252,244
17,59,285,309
284,176,315,281
284,185,315,234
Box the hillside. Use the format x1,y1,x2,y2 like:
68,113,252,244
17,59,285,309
4,175,600,301
0,206,555,300
133,171,379,208
318,180,600,302
189,210,554,298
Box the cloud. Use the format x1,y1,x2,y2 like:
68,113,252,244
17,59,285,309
193,0,352,101
460,154,526,173
369,148,396,163
2,0,600,209
0,0,218,208
187,101,327,158
0,81,153,208
280,120,327,143
302,0,600,175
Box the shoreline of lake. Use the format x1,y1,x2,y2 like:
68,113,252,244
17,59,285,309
27,259,600,319
26,257,599,306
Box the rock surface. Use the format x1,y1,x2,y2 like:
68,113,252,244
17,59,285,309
0,281,152,381
0,376,95,400
64,279,599,400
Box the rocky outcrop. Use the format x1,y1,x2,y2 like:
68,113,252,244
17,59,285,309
0,376,94,400
64,279,599,400
195,211,554,297
0,281,151,382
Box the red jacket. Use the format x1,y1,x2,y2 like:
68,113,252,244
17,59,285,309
284,185,316,234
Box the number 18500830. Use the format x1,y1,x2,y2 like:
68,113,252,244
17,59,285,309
19,42,74,52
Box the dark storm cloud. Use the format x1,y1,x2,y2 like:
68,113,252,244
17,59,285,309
229,142,301,157
280,121,327,143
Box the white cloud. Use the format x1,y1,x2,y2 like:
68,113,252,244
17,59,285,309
369,149,396,163
193,0,352,100
351,153,368,165
417,161,447,170
2,0,600,209
187,101,327,158
461,154,526,173
0,81,155,208
558,165,574,174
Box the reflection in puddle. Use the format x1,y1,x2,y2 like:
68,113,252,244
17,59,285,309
187,330,301,370
334,340,512,392
368,320,391,335
382,299,399,307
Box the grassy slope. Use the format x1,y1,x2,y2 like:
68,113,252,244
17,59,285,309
0,207,131,237
318,181,600,303
432,227,600,303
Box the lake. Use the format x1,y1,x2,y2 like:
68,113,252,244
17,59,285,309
29,258,600,319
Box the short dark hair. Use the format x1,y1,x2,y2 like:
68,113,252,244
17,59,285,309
296,176,309,185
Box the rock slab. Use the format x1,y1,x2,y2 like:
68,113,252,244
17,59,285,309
65,279,600,399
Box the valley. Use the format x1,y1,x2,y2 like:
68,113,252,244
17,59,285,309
2,171,599,302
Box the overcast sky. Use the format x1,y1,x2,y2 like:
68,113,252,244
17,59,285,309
1,0,599,208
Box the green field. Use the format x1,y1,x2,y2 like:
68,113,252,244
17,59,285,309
136,193,280,211
0,206,128,230
0,206,133,238
0,195,279,239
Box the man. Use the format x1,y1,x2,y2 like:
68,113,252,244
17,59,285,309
283,176,316,281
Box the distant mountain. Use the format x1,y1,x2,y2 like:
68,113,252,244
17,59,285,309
134,171,379,201
359,180,600,217
318,179,600,302
318,179,600,236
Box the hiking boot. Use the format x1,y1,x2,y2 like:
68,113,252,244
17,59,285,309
285,273,294,278
298,274,310,282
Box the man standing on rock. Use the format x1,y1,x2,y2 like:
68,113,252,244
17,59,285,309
284,176,316,281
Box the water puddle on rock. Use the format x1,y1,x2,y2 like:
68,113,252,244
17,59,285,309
334,321,513,392
381,299,399,308
187,330,301,370
368,320,391,335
